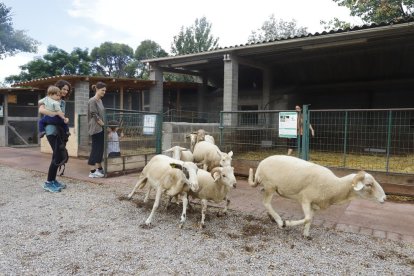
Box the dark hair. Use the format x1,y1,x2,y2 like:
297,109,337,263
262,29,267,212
54,80,72,100
92,81,106,92
108,120,118,131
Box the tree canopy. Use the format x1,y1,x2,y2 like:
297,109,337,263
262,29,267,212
134,40,168,79
90,42,135,78
248,14,308,43
171,16,219,55
0,3,38,59
5,45,91,84
333,0,414,23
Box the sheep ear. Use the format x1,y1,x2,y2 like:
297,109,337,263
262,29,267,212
353,181,364,191
228,151,233,158
170,163,183,170
164,148,172,153
213,171,221,181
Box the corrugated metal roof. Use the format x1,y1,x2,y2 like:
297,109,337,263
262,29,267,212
167,16,414,55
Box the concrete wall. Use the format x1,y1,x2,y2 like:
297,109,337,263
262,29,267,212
0,125,5,146
162,122,220,153
40,126,78,157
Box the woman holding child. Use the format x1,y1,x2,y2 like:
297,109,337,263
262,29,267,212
38,80,71,193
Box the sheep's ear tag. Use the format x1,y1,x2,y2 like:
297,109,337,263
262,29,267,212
353,182,364,191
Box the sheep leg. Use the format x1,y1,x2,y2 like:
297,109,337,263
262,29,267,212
217,197,230,217
127,176,146,199
179,192,188,228
262,190,285,228
145,186,163,226
200,199,208,228
285,202,314,238
143,187,151,203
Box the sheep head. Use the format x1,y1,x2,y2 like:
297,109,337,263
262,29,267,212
352,171,386,203
170,162,199,192
210,166,237,188
217,150,233,167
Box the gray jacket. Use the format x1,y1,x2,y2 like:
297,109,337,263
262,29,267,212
88,97,105,135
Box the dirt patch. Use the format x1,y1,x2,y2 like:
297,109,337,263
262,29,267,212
242,223,268,236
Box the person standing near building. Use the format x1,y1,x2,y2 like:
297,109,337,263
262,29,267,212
88,82,106,178
287,105,315,156
38,79,72,192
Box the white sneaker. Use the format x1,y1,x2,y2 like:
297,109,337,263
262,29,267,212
89,171,104,178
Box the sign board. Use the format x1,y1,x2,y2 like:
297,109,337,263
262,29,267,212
279,112,298,138
143,114,157,135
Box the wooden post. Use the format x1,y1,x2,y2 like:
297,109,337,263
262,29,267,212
120,85,124,110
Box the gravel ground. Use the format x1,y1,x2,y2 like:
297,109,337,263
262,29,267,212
0,164,413,275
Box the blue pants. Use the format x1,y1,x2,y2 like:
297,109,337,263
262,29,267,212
39,115,69,133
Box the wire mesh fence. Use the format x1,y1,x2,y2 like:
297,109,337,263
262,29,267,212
220,109,414,174
78,109,162,175
163,109,220,123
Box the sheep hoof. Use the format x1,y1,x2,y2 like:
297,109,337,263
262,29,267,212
199,223,205,229
217,211,227,217
127,195,133,200
267,213,277,223
303,235,312,240
179,223,184,229
140,222,153,229
282,220,286,228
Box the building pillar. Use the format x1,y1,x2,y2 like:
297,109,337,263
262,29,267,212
223,54,239,125
198,75,208,120
74,81,90,115
262,69,271,110
149,64,163,113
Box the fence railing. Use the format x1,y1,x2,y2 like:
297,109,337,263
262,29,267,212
78,109,162,175
220,108,414,175
163,109,220,123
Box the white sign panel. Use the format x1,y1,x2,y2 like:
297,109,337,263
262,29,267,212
143,114,157,135
279,112,298,138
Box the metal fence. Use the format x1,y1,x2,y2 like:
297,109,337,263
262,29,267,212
78,109,162,174
163,109,220,123
219,108,414,175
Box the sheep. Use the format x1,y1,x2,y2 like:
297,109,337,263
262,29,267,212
248,155,386,239
204,134,215,145
127,154,199,227
188,166,237,228
185,129,215,152
186,129,206,152
192,141,233,171
163,146,194,162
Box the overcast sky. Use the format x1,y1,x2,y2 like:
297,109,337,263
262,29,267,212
0,0,362,84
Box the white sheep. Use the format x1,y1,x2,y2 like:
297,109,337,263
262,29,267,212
204,134,215,144
186,129,214,152
188,166,237,228
127,154,199,227
248,155,386,238
192,141,233,171
163,146,194,162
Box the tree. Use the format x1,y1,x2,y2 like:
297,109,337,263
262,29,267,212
248,14,308,43
90,42,135,77
5,45,91,84
171,17,219,55
333,0,414,24
135,40,168,79
320,18,352,31
0,3,38,59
